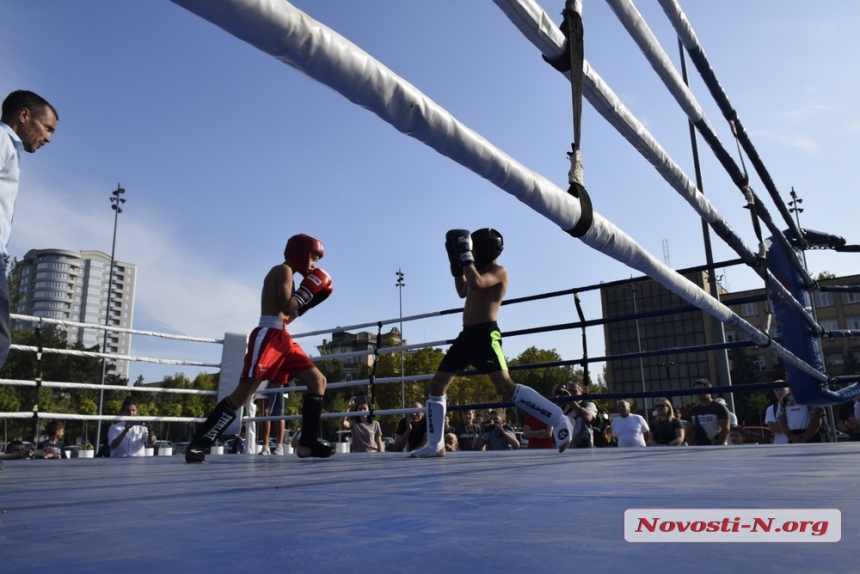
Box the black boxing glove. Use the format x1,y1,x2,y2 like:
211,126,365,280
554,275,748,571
445,240,462,277
445,229,474,268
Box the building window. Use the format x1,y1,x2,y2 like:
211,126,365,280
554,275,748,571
740,303,758,317
820,318,839,331
846,316,860,331
826,353,844,367
842,292,860,304
815,292,835,307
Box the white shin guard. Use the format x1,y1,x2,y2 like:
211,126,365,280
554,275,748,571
425,395,447,447
512,384,572,449
408,395,447,458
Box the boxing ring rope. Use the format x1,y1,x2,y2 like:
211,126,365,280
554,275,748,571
167,0,853,403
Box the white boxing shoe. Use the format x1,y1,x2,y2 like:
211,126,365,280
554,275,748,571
554,416,574,453
408,442,445,458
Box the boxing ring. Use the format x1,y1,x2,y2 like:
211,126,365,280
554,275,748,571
3,445,858,572
3,0,860,570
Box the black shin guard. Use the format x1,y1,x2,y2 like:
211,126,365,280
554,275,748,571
186,397,237,463
298,394,334,458
299,394,324,447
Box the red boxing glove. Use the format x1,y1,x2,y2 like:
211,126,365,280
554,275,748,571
293,268,333,315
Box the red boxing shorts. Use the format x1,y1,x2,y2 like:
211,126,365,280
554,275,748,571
241,316,315,386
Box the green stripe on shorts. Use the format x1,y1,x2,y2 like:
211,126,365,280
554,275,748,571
491,329,507,371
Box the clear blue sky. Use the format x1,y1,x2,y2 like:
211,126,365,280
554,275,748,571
2,1,859,385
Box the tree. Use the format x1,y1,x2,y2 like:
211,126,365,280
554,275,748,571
738,392,770,427
508,346,578,398
729,346,759,385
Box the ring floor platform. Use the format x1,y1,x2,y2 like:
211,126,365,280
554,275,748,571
2,443,857,573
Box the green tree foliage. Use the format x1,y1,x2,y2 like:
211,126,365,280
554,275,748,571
738,392,770,427
508,346,579,397
728,346,760,385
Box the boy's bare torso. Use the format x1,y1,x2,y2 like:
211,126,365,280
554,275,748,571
260,263,293,319
462,263,507,326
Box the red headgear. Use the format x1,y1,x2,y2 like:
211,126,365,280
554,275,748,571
285,234,324,276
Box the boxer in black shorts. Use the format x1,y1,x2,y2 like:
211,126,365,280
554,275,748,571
409,228,573,457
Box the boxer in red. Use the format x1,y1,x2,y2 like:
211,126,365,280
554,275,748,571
186,233,335,462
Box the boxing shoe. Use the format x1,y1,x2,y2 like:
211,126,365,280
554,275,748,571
273,444,284,456
554,416,574,453
260,446,271,456
185,443,207,463
408,441,445,458
296,438,335,458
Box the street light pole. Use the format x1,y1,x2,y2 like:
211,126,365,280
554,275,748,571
395,269,405,409
95,184,126,454
788,186,807,269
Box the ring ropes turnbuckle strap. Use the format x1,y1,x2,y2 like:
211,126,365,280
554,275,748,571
543,1,593,238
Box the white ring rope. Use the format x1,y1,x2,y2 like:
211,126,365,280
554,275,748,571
8,344,219,368
11,313,222,344
2,379,217,395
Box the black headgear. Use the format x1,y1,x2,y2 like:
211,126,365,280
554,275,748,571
471,228,503,269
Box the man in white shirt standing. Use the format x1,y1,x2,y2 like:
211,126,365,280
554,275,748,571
0,90,58,369
611,400,650,447
765,385,791,445
108,397,156,457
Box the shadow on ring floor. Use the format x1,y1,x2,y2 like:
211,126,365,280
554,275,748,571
2,443,858,573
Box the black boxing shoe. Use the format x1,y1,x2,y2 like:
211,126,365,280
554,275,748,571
185,443,207,464
296,438,335,458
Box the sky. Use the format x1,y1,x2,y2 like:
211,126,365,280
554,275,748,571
1,1,859,386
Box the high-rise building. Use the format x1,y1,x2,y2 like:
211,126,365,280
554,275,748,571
13,248,137,377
